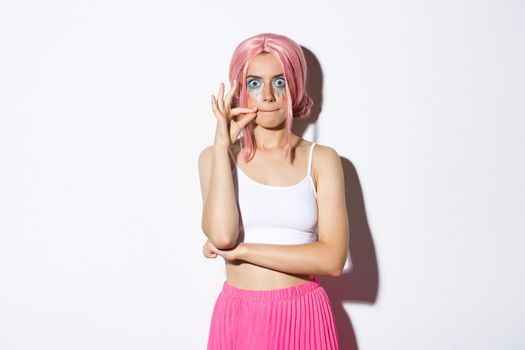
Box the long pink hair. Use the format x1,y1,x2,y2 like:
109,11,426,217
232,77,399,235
228,33,313,161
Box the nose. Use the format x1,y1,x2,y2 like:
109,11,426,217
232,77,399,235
262,83,275,102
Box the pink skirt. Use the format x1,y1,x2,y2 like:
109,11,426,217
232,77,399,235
207,276,340,350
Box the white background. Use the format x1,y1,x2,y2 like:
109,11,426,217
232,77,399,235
1,0,524,349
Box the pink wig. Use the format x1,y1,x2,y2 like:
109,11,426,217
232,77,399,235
228,33,313,161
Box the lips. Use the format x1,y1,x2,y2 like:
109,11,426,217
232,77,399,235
259,109,279,112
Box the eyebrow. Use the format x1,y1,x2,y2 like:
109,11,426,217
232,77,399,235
246,74,284,79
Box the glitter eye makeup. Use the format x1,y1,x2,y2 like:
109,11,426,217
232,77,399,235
247,78,263,93
272,77,286,88
246,75,286,102
272,77,286,99
247,78,263,102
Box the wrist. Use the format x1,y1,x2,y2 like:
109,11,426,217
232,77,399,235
236,242,248,260
213,143,231,150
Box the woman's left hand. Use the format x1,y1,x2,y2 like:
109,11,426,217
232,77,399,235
203,239,218,259
204,239,245,261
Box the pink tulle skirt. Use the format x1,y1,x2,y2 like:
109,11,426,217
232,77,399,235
207,276,340,350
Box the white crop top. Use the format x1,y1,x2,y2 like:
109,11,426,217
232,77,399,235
228,142,319,245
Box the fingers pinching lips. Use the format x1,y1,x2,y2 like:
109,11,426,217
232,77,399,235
211,81,257,121
230,106,257,117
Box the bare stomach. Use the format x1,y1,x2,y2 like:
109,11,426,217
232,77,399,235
225,259,314,290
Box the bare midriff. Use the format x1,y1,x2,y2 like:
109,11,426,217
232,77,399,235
224,138,315,290
225,259,314,290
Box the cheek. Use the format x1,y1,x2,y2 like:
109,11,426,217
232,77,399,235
247,89,262,104
273,86,286,99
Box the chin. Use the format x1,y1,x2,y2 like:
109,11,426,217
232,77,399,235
254,118,287,129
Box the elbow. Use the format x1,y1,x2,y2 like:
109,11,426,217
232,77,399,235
327,253,347,277
202,226,238,250
211,236,238,250
328,265,343,277
318,236,348,277
201,217,239,249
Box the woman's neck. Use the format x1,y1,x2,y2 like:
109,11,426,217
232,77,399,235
252,126,291,151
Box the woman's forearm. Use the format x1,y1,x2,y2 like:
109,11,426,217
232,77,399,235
237,241,343,277
202,145,239,249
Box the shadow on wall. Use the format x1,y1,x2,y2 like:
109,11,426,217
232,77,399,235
293,47,380,350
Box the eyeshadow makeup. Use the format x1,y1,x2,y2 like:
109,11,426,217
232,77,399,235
272,77,286,99
247,76,286,102
247,78,263,102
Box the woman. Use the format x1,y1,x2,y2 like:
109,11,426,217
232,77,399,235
198,33,348,350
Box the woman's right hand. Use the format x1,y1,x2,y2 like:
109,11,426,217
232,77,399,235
211,80,258,147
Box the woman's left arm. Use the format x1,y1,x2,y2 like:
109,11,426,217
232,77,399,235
207,146,349,277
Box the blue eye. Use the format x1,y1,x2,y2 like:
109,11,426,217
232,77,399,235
247,79,262,89
273,77,286,88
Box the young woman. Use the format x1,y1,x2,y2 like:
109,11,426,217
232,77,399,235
198,33,348,350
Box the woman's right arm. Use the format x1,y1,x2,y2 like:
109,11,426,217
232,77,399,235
198,144,239,249
198,80,257,249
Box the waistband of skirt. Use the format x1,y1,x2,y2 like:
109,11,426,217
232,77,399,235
221,276,321,301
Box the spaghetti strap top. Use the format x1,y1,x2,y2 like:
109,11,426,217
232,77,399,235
228,142,318,245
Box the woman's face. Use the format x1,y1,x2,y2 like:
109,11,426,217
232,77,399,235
245,53,288,128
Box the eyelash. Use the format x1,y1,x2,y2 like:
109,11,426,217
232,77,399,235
247,79,262,89
273,78,285,87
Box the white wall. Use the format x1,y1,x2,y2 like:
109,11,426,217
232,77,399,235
1,0,524,349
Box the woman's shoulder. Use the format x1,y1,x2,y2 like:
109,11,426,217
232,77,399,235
309,141,342,177
197,145,216,169
198,145,212,162
307,141,340,159
198,139,241,159
198,142,238,170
